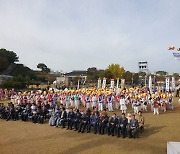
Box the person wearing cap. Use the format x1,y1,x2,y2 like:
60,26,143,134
92,94,97,109
98,94,103,111
107,93,113,112
65,94,70,109
85,94,91,109
119,95,127,114
70,93,75,108
168,95,173,110
74,94,80,109
153,100,160,115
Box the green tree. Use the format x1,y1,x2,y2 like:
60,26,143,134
133,73,140,85
173,73,180,80
156,71,168,76
87,67,98,80
0,48,19,72
37,63,50,73
138,71,146,77
87,67,104,82
0,56,9,72
104,64,125,79
122,71,133,83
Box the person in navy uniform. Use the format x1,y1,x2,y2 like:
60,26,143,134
99,113,109,135
78,112,90,133
74,109,82,131
89,112,99,134
32,107,44,124
38,107,45,124
67,108,75,130
0,103,6,119
21,104,31,122
107,113,118,136
41,105,48,121
117,113,128,138
6,104,15,121
128,114,139,138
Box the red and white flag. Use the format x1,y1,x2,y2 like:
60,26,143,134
168,46,175,50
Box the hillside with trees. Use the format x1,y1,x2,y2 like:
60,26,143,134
0,48,55,89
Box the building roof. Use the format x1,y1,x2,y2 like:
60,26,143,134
65,70,87,77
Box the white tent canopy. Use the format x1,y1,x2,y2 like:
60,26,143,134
167,142,180,154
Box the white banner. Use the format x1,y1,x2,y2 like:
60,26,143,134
165,78,170,92
97,78,101,89
110,79,115,89
116,78,119,89
121,79,125,90
102,78,106,89
77,79,80,90
171,77,175,91
149,76,152,94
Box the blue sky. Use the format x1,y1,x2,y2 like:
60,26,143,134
0,0,180,73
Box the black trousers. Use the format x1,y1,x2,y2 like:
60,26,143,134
32,115,38,123
128,128,138,138
21,113,28,121
60,119,66,128
74,120,80,130
91,123,98,133
108,124,116,136
67,119,73,129
117,125,126,137
78,122,87,132
99,123,107,134
38,116,44,124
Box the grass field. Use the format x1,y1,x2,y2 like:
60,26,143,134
0,98,180,154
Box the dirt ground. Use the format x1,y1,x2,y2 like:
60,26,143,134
0,98,180,154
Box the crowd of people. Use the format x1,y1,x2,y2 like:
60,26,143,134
0,86,176,138
0,87,175,114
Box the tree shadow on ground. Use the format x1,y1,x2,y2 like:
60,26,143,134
140,125,166,138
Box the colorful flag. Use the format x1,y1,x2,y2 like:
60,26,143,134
176,48,180,51
168,46,175,50
173,52,180,60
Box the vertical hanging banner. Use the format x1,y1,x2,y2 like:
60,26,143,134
97,78,101,89
121,79,125,90
110,79,115,89
102,77,106,89
149,76,152,94
165,78,170,92
116,78,119,89
171,77,175,91
77,79,80,90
